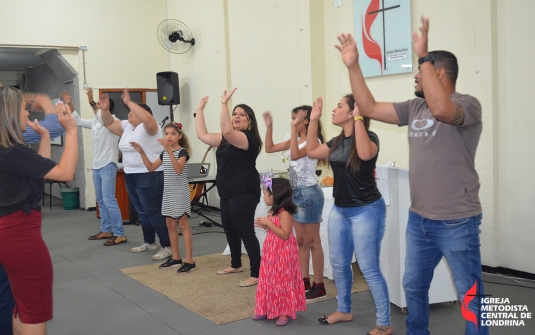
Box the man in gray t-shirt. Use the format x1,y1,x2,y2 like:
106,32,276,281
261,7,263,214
335,16,488,335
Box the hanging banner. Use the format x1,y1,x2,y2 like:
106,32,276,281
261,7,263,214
354,0,413,78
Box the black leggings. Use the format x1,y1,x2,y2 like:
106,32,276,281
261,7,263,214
220,190,261,278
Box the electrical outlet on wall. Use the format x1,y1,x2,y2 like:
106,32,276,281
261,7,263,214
334,0,342,8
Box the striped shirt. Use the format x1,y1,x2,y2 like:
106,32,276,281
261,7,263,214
160,148,190,218
22,113,64,144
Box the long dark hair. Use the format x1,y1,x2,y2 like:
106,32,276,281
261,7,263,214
328,94,371,175
163,122,191,154
267,178,297,216
221,104,262,152
292,105,327,166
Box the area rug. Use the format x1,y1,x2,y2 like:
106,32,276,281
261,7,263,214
119,253,368,324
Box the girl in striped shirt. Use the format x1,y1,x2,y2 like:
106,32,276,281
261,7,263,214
130,122,195,274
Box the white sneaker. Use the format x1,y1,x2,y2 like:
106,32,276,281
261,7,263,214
130,243,158,253
151,247,172,260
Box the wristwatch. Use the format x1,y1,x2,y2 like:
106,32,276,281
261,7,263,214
418,54,435,65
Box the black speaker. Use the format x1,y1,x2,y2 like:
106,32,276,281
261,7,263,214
156,71,180,105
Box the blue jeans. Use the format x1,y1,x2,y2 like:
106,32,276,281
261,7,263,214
328,198,390,326
403,211,488,335
293,183,324,224
125,171,170,247
0,265,14,335
93,163,124,236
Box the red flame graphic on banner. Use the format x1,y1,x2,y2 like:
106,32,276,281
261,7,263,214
461,280,479,330
361,0,383,73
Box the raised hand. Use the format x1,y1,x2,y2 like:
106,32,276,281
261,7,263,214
335,33,360,68
60,90,72,105
99,94,110,111
121,88,131,105
351,102,361,118
221,88,237,103
28,94,53,113
291,109,306,127
157,138,172,152
310,97,323,121
129,141,143,153
55,101,77,131
26,119,49,137
86,87,94,102
412,16,430,58
197,96,209,111
263,111,273,127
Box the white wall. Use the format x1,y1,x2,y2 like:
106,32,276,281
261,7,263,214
497,0,535,274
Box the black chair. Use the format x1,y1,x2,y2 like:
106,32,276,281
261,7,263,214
42,179,68,209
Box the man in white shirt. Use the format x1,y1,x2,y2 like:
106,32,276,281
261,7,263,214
62,89,127,246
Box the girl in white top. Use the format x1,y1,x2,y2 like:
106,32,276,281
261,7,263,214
263,105,328,300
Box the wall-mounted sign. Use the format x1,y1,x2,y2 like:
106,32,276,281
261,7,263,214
353,0,412,78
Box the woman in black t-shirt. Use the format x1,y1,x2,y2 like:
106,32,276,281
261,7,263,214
0,86,78,334
306,95,392,334
195,89,262,287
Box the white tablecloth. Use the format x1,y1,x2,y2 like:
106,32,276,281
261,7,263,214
223,186,337,279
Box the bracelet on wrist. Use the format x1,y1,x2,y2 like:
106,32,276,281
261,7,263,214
353,116,364,122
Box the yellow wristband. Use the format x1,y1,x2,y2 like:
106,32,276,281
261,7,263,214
353,116,364,122
221,99,227,104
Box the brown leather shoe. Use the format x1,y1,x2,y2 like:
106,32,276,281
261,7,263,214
103,236,127,246
88,231,113,240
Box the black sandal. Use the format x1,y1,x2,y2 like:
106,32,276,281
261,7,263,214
318,315,329,324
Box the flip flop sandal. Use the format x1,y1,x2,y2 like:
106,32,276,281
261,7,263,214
318,315,330,324
318,315,352,325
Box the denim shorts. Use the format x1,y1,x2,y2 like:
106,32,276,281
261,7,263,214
292,183,324,224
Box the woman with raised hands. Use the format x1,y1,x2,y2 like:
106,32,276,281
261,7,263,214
263,106,327,301
0,86,77,335
305,95,391,335
99,88,172,261
195,89,262,287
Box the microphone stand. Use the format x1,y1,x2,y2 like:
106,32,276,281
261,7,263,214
159,116,169,128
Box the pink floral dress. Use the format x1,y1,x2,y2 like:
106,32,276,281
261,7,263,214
254,209,306,319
